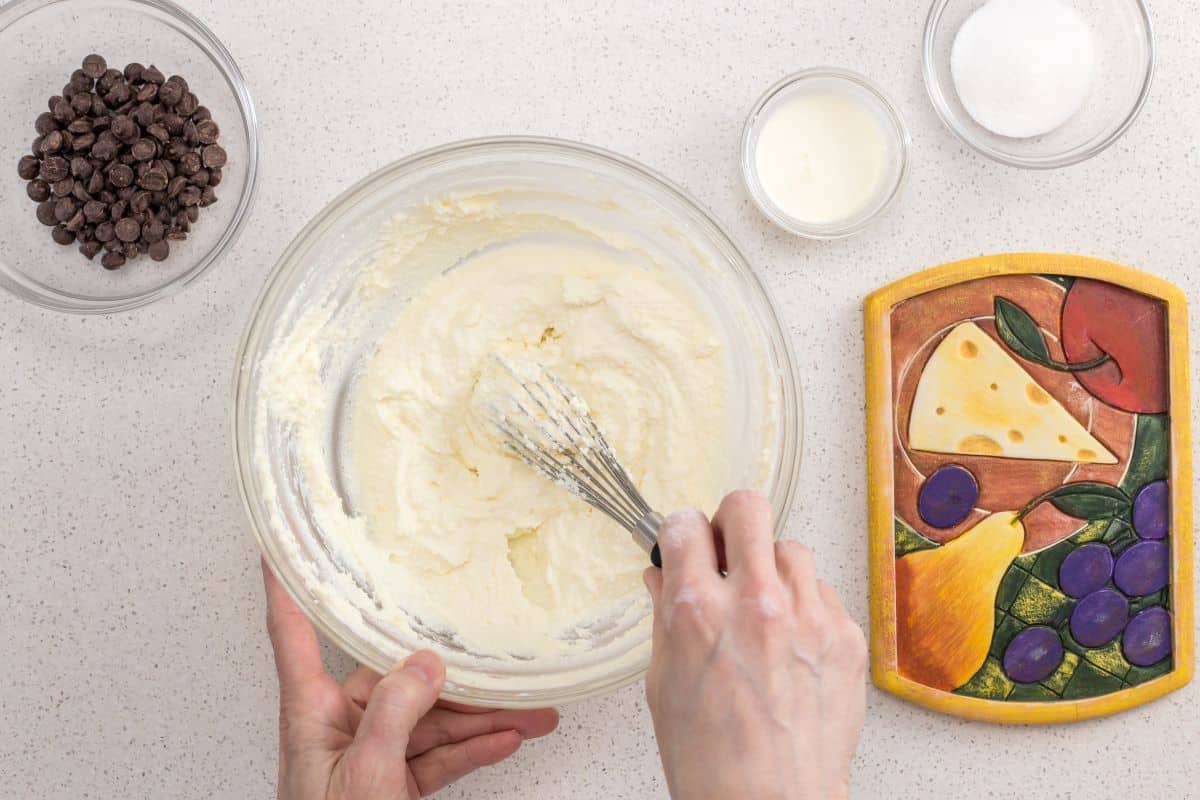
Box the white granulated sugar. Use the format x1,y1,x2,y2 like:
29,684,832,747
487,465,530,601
951,0,1095,139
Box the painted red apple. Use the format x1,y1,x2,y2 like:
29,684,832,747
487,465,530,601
1061,279,1169,414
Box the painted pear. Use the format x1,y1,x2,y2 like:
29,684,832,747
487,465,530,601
896,511,1026,691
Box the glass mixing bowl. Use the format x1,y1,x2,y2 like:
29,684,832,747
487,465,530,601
232,137,802,708
0,0,259,312
923,0,1154,169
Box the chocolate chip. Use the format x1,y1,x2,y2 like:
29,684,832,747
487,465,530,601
178,151,201,175
179,186,202,207
53,197,78,222
111,115,138,143
94,222,115,242
176,92,198,117
83,200,107,221
64,210,86,232
142,65,165,84
130,190,151,213
192,106,212,123
195,119,220,145
71,182,92,203
67,117,93,134
133,100,157,126
70,131,96,152
97,68,123,92
35,112,58,135
51,177,74,197
52,98,75,124
162,113,184,136
18,155,40,180
40,156,69,182
130,138,156,161
90,136,118,161
108,163,135,188
70,92,93,115
115,217,141,242
208,168,222,186
36,200,58,226
70,156,93,179
158,79,183,106
124,62,144,82
41,130,64,153
138,168,169,191
26,179,50,202
51,225,76,245
148,239,169,261
201,144,227,169
81,54,107,79
100,251,126,270
79,240,103,260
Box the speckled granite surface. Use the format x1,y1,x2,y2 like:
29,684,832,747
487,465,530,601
1,1,1197,797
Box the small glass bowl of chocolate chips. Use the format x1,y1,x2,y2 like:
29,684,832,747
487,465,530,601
0,0,258,313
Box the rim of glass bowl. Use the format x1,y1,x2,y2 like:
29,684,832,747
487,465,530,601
740,67,911,240
0,0,260,313
232,136,804,707
922,0,1155,170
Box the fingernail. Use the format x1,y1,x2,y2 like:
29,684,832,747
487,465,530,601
400,650,440,684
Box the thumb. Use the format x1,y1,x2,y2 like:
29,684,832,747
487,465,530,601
342,651,445,789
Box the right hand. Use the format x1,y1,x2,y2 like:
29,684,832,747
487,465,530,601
643,491,867,800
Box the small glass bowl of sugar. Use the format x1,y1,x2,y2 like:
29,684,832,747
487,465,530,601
741,68,910,240
923,0,1154,169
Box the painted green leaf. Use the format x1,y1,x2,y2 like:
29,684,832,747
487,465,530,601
994,296,1111,372
994,297,1052,365
1119,414,1170,494
1019,481,1131,521
894,518,939,558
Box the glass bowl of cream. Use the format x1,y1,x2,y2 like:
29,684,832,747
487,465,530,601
233,137,802,708
741,68,910,239
924,0,1154,169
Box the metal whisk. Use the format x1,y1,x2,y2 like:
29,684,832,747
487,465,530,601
487,357,663,567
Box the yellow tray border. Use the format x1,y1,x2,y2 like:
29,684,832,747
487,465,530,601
863,252,1194,724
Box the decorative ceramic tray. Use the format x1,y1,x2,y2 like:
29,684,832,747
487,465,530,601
864,253,1193,723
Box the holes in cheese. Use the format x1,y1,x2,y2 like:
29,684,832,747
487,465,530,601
908,321,1118,464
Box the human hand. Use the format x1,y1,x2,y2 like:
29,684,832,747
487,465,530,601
262,560,559,799
643,491,867,800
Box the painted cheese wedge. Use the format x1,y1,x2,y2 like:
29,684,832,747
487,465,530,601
908,321,1117,464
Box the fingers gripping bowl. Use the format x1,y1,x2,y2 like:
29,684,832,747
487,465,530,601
233,138,802,707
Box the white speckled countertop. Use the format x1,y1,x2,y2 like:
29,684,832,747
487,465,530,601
2,0,1198,797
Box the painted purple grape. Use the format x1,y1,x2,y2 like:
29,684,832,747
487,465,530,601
1113,540,1169,597
1069,588,1128,647
1002,626,1064,684
1058,543,1114,599
1132,480,1169,540
918,465,979,529
1122,606,1172,666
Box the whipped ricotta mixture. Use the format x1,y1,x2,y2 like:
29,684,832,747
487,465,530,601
257,194,742,661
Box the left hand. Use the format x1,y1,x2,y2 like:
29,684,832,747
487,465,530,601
262,559,560,799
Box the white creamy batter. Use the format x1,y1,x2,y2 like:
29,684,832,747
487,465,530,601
257,194,744,662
